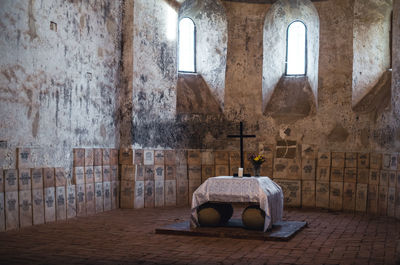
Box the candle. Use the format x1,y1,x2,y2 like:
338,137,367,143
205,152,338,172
238,168,243,177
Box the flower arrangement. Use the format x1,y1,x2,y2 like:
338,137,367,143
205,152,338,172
248,153,265,177
248,153,265,166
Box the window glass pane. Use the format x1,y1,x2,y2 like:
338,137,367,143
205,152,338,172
286,21,306,75
178,18,195,72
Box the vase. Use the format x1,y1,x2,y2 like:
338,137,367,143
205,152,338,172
253,165,261,177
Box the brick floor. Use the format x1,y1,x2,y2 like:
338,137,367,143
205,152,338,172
0,207,399,265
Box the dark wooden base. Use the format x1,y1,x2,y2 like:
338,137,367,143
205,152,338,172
155,219,307,241
232,173,252,177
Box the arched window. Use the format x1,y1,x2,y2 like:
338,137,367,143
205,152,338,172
286,21,307,76
178,18,196,72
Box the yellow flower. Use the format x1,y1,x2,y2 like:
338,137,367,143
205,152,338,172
254,157,259,161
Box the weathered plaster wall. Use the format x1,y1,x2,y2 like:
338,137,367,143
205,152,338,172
120,0,134,147
130,0,178,148
352,0,392,107
1,0,399,169
312,0,355,148
264,76,316,121
380,0,400,150
130,0,231,149
262,0,319,110
179,0,228,109
0,0,122,169
224,2,268,117
177,74,223,114
393,0,400,113
127,0,400,153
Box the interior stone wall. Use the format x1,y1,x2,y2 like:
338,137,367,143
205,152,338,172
392,0,400,113
127,0,400,154
130,0,178,148
3,0,400,168
179,0,228,110
0,0,123,170
262,0,320,110
0,0,399,229
119,0,135,147
224,2,267,117
352,0,392,107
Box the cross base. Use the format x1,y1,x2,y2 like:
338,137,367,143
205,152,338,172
233,173,252,177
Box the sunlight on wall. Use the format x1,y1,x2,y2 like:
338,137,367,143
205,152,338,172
166,4,177,41
286,21,306,75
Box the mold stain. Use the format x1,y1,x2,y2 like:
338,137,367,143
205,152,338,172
373,126,395,148
85,82,91,114
100,124,107,138
157,43,174,78
55,90,59,127
32,111,40,138
140,74,147,84
103,1,111,24
75,128,88,135
86,14,91,34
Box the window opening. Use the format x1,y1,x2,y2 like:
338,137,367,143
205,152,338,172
178,17,196,72
286,21,307,75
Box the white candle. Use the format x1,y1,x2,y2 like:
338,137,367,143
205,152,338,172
238,168,243,177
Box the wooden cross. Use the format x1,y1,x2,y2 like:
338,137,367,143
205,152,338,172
227,122,256,175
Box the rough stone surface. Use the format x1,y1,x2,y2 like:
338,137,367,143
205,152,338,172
264,76,316,123
0,0,122,167
1,1,400,171
119,0,134,147
128,0,178,148
114,0,399,153
353,70,392,119
393,0,400,115
262,0,319,110
180,0,228,109
176,73,223,114
352,0,392,106
224,1,267,118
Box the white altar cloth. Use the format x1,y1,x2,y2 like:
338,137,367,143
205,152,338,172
190,176,284,232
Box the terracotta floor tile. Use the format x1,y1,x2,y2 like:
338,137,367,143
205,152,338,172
0,207,399,265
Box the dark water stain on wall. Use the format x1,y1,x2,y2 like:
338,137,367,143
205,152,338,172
132,113,243,149
373,126,395,148
157,43,175,78
32,111,40,138
55,90,59,127
103,1,111,24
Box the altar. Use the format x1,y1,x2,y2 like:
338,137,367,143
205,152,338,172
155,122,305,240
190,176,284,232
